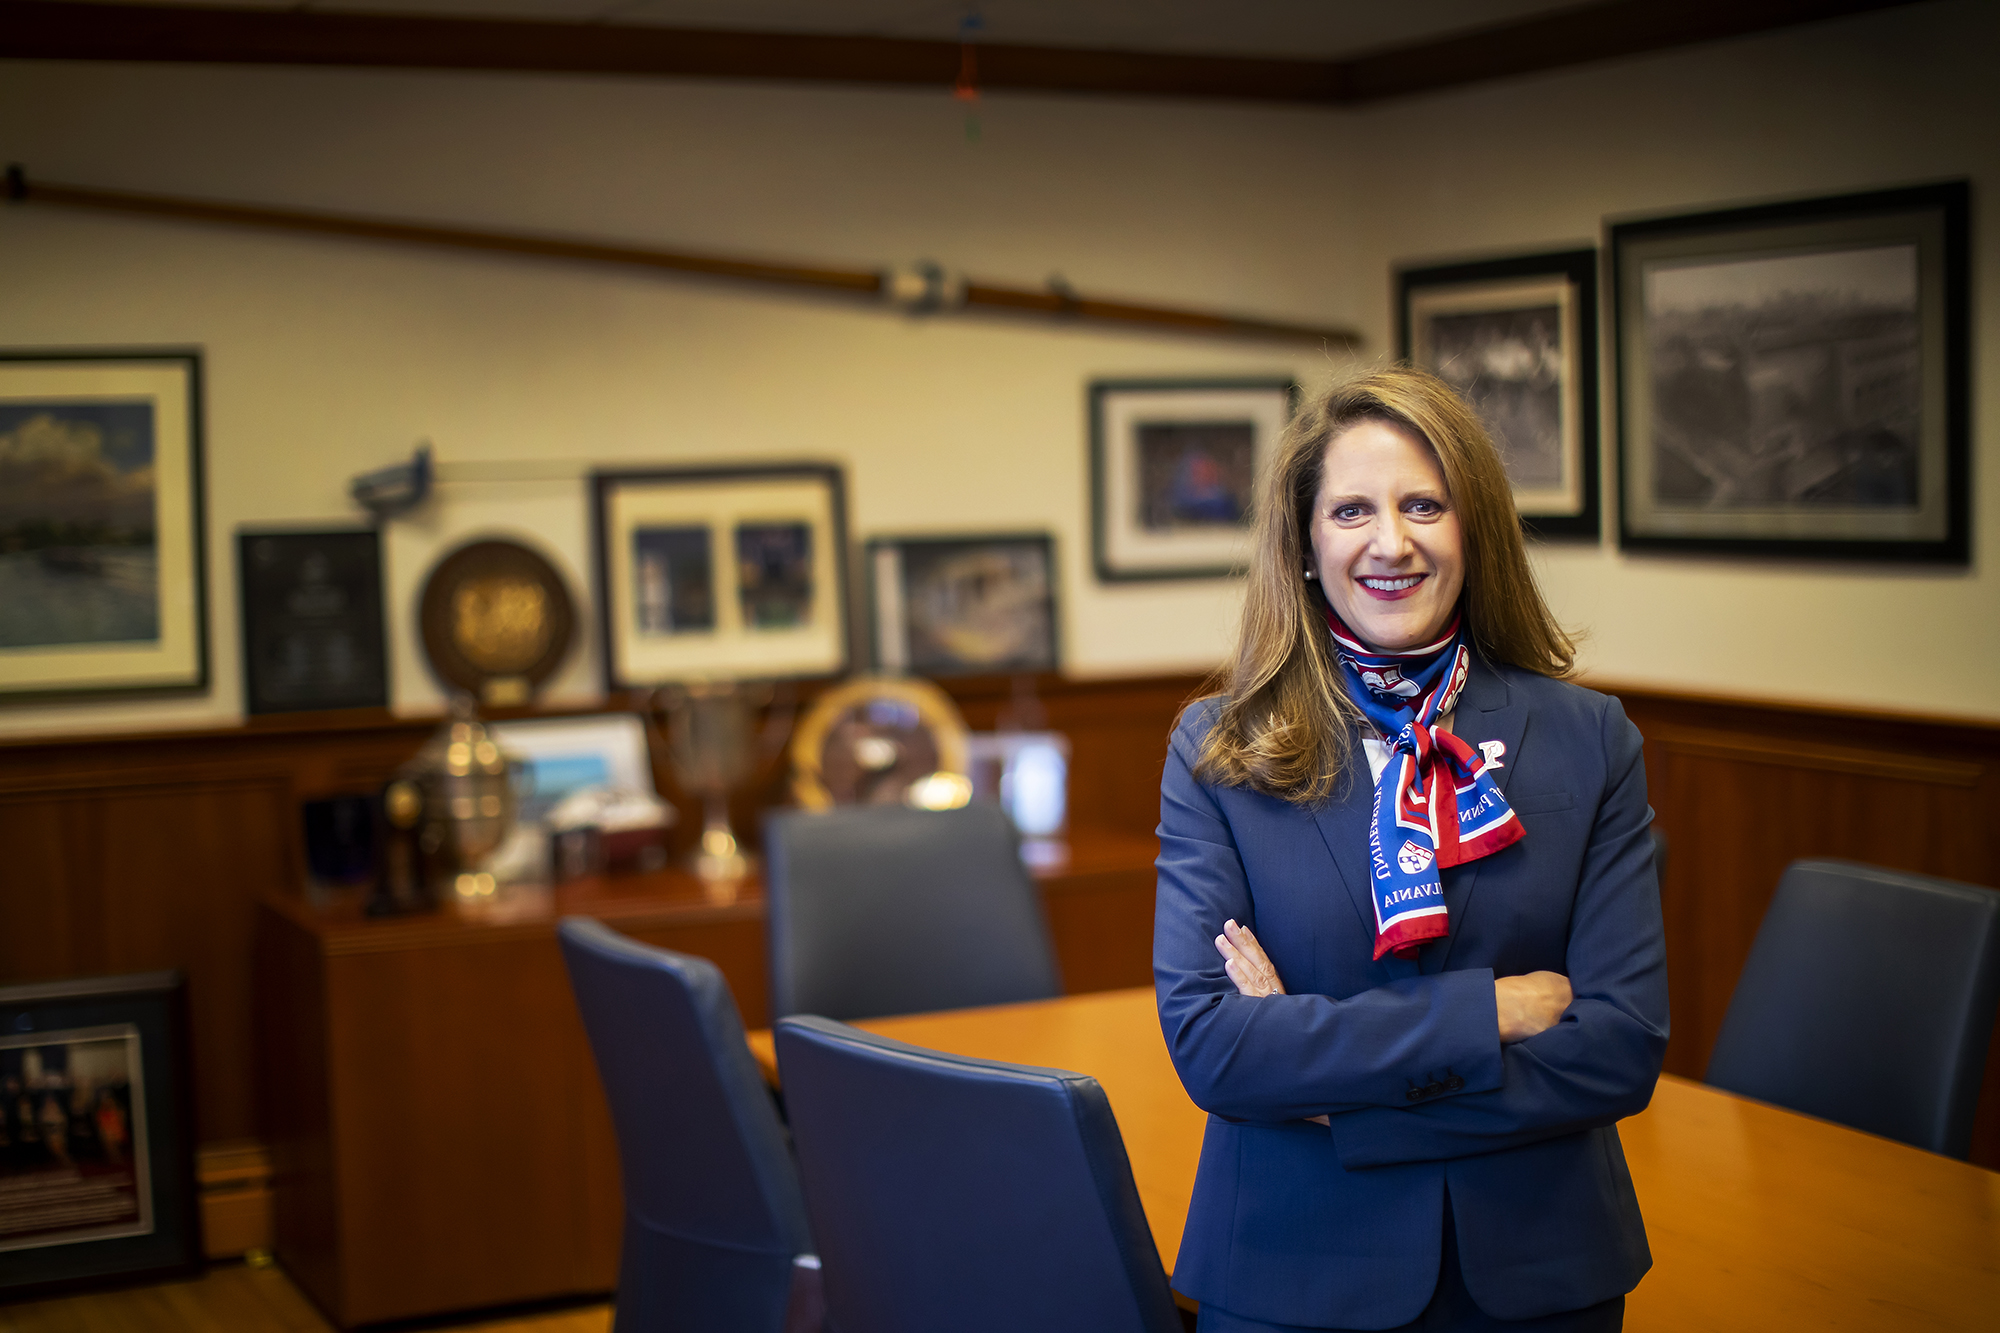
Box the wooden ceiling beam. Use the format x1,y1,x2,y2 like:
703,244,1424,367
5,169,1362,346
0,0,1926,105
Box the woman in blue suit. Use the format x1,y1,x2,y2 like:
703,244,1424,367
1156,367,1667,1332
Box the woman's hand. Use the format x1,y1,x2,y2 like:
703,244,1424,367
1215,919,1286,998
1494,971,1573,1043
1216,921,1330,1124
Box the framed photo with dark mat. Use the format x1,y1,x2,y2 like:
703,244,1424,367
592,463,849,688
237,528,387,715
1611,181,1969,561
0,349,207,700
418,537,578,707
1399,250,1600,539
1089,378,1295,582
867,532,1058,677
0,972,200,1300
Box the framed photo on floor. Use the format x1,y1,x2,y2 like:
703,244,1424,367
0,349,207,700
0,972,201,1300
1089,378,1295,582
867,532,1058,677
592,463,849,688
238,528,388,715
1399,250,1600,539
1611,181,1969,561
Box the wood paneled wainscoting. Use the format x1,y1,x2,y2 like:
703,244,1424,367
1,671,1996,1268
0,671,1205,1267
1605,684,2000,1165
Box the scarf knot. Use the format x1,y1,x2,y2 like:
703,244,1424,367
1327,609,1523,961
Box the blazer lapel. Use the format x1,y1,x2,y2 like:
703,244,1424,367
1312,747,1421,983
1422,655,1527,976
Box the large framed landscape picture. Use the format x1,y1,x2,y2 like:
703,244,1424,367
0,350,207,698
1400,249,1599,539
1612,183,1968,561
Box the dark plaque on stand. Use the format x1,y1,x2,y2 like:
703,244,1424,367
238,529,388,715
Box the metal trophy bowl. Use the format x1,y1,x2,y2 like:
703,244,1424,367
374,695,519,912
656,682,759,887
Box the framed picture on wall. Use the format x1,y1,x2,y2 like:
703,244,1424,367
0,971,201,1301
238,528,388,715
0,349,207,700
867,532,1058,677
1399,250,1600,539
1611,181,1969,561
592,463,849,688
1089,378,1295,582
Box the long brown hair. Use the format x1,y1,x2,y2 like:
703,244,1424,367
1193,365,1575,805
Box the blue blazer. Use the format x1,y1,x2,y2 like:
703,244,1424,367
1155,656,1668,1328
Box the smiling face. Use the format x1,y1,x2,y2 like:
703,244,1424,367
1308,417,1465,653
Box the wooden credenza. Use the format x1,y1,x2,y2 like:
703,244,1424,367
253,830,1158,1328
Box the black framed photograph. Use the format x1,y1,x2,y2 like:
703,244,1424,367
0,972,200,1300
1399,250,1600,539
867,533,1058,677
238,528,388,715
592,463,849,688
1611,181,1969,561
1089,378,1295,581
0,349,207,700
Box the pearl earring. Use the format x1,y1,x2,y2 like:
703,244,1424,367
1303,568,1316,580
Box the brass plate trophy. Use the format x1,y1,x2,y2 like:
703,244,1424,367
789,676,973,812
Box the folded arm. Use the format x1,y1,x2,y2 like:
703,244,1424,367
1155,723,1506,1121
1325,699,1669,1167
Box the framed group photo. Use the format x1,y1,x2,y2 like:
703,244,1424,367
0,349,207,700
867,532,1058,677
1611,181,1969,561
1399,250,1600,539
0,972,200,1300
1089,378,1295,581
593,463,849,688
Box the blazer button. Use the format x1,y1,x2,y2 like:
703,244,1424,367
1446,1076,1465,1092
1406,1087,1424,1102
1422,1081,1445,1097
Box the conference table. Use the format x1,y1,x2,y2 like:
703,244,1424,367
748,987,2000,1331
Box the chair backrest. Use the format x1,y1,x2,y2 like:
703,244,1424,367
773,1015,1182,1333
765,803,1061,1021
1704,859,2000,1158
557,917,814,1332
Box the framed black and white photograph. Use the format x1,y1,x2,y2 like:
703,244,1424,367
592,463,849,688
0,349,207,700
1090,378,1295,581
238,528,387,715
0,972,200,1301
868,533,1058,677
1612,181,1969,561
1399,250,1600,539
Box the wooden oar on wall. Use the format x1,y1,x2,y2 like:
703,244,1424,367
5,166,1359,349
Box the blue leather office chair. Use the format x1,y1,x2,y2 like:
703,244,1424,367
764,803,1061,1021
557,917,820,1332
1704,859,2000,1159
774,1014,1183,1333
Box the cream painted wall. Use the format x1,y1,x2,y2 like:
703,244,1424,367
0,64,1359,736
1343,0,1999,716
0,0,1993,737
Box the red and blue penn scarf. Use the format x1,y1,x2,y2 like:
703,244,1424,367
1327,610,1523,961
